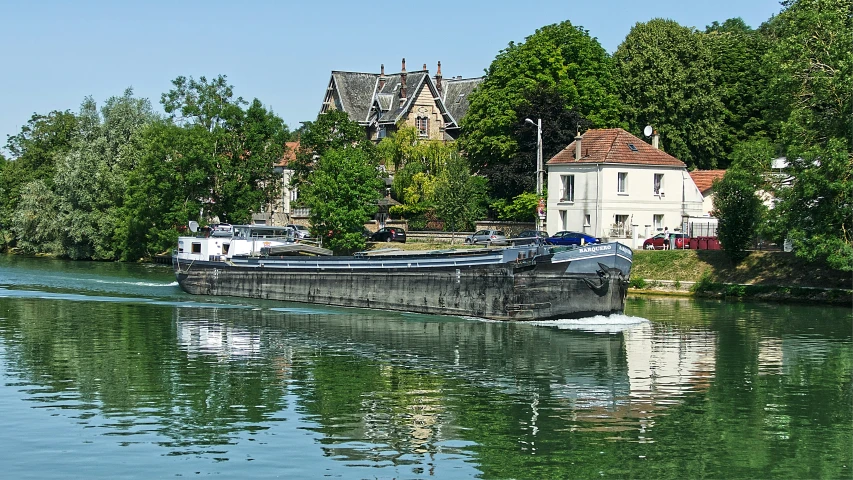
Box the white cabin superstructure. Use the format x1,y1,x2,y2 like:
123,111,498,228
176,225,295,262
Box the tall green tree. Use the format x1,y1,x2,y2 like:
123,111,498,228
705,18,774,164
433,154,488,234
10,180,61,255
54,90,156,259
712,140,772,262
302,146,382,254
614,18,726,169
1,110,78,249
160,75,288,224
119,122,215,260
485,86,589,199
460,20,621,198
773,140,852,271
291,110,370,190
762,0,852,150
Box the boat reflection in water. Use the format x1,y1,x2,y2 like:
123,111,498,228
172,301,718,458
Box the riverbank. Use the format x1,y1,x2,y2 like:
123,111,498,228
629,249,851,305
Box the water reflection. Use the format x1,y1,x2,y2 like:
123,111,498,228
0,256,850,478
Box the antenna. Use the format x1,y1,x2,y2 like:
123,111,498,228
188,221,199,233
643,125,653,137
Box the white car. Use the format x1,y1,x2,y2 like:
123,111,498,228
286,224,311,239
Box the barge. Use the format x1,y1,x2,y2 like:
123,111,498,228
173,225,633,321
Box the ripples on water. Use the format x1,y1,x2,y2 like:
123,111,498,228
0,255,850,479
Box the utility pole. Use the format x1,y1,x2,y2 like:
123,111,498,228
525,118,544,231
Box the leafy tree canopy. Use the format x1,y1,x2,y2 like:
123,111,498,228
773,140,852,271
762,0,853,151
291,110,371,189
302,146,383,254
704,18,774,165
614,18,726,169
433,154,488,233
460,20,621,197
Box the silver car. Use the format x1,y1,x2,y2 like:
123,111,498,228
286,224,311,239
464,229,508,245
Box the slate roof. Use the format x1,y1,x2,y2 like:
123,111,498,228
547,128,686,167
689,170,726,194
322,64,483,131
441,77,482,126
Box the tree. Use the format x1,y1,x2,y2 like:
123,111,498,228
460,20,621,198
614,18,726,169
160,75,289,224
291,110,370,189
433,155,488,234
302,146,382,254
773,140,852,271
119,122,215,260
10,180,61,255
713,169,764,262
1,110,78,249
53,90,156,260
485,86,590,199
491,192,542,222
762,0,853,151
705,18,774,165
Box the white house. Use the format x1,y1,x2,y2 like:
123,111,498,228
688,169,726,215
545,128,705,247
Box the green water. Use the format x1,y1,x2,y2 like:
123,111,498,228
0,255,850,479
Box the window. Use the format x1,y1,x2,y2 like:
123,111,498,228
584,214,591,226
653,214,663,231
559,210,567,230
416,117,429,137
191,242,201,254
654,173,664,195
378,125,387,139
560,175,574,201
615,214,629,228
628,143,638,152
617,172,628,193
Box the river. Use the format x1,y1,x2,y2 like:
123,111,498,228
0,255,850,479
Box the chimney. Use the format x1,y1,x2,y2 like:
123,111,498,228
379,64,386,90
423,63,427,71
574,133,583,160
652,129,660,149
399,58,407,103
435,61,443,95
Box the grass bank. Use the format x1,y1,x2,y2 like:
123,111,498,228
629,250,851,305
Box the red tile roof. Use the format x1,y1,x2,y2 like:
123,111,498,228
547,128,685,167
276,141,300,167
689,170,726,194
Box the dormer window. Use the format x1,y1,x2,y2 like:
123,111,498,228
416,116,429,137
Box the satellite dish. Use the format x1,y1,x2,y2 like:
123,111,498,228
643,125,653,137
188,221,199,233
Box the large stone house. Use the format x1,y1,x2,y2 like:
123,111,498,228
320,59,482,142
545,128,705,246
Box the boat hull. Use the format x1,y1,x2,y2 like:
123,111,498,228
174,243,632,321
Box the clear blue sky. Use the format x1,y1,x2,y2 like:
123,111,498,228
0,0,783,151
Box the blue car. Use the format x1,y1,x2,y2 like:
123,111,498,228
546,231,601,246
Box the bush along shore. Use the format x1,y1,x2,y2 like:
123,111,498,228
628,250,852,306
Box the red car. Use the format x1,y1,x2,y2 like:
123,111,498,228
643,232,690,250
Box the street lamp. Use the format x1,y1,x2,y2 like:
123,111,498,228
525,118,544,230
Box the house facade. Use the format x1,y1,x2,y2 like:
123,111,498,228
319,59,482,142
545,128,705,246
688,169,726,215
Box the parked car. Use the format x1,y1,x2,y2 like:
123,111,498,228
464,229,508,245
513,230,549,239
369,227,407,243
546,231,601,246
643,232,689,250
286,224,311,239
